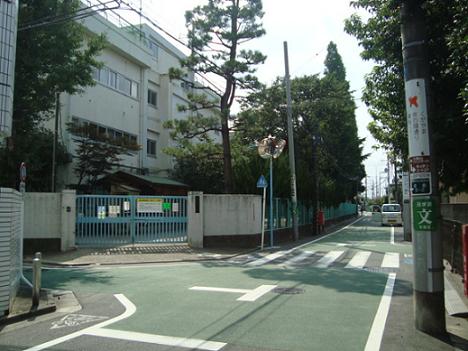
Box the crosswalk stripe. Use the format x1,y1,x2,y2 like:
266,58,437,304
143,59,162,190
315,251,344,268
282,251,315,266
381,252,399,268
345,251,371,269
248,251,288,266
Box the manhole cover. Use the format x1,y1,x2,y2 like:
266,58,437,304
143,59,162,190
272,287,305,295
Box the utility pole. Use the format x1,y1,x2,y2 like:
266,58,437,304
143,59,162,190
283,41,299,241
51,92,60,192
401,0,445,334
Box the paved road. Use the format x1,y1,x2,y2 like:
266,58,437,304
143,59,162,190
1,216,417,351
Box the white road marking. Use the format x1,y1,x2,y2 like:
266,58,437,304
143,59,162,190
390,226,395,245
25,294,136,351
381,253,400,268
345,251,371,269
315,251,344,268
282,251,315,266
190,284,277,302
190,286,250,294
87,328,226,351
51,314,108,329
237,285,277,301
364,273,396,351
248,250,288,266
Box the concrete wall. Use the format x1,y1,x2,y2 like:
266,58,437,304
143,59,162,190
23,190,76,251
187,193,262,248
441,203,468,223
204,195,262,236
0,188,22,314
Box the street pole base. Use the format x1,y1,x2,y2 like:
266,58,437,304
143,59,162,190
414,290,446,335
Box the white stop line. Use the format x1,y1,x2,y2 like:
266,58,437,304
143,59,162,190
190,284,277,301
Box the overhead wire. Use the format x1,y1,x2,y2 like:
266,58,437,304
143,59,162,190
18,0,124,31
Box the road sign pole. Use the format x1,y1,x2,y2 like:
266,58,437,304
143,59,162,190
261,186,266,250
269,157,274,247
401,0,445,334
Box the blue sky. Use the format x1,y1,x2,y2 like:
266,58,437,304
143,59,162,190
124,0,389,190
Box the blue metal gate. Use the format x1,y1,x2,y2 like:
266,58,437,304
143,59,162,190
76,195,187,246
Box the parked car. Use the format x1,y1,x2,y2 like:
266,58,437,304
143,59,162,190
381,203,402,226
371,205,381,213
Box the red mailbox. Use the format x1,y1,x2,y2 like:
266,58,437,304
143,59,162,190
463,225,468,297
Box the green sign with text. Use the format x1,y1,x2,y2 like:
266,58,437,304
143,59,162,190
412,197,437,231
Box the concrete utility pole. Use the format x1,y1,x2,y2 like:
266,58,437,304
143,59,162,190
283,41,299,241
51,92,60,192
401,0,445,334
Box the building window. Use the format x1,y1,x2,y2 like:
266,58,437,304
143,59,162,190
131,81,138,98
147,139,156,157
148,39,159,59
118,76,131,96
99,67,109,85
147,89,157,108
70,117,138,147
93,66,139,99
109,71,118,89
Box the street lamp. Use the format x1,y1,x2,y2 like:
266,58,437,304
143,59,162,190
257,135,286,248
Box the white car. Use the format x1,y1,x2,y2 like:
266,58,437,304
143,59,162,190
381,203,402,226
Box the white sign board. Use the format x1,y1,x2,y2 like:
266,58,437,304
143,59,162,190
405,79,430,157
402,172,410,201
137,198,163,213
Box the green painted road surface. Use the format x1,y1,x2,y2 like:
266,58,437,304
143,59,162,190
38,216,410,351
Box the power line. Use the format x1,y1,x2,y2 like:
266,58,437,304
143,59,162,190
18,0,123,31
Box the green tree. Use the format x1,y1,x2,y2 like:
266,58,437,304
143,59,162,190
166,0,266,193
345,0,468,193
324,41,347,82
68,123,140,192
235,71,365,206
0,0,104,191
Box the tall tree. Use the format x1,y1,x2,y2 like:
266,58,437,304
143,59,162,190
167,0,266,193
345,0,468,193
235,72,366,206
0,0,104,190
324,41,347,82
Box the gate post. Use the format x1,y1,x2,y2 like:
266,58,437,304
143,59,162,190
60,190,76,251
187,192,203,248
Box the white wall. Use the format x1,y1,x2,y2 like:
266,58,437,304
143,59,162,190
23,190,76,251
187,193,262,248
0,188,22,314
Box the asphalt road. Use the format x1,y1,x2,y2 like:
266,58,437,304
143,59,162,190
0,216,423,351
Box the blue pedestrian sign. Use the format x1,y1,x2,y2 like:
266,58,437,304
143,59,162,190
257,175,268,188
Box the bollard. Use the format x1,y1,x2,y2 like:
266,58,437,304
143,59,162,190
463,225,468,297
32,257,42,307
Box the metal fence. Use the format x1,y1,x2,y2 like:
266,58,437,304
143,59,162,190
76,195,187,247
266,199,357,230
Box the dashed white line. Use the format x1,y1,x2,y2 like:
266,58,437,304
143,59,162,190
248,250,288,266
390,226,395,245
381,253,400,268
315,251,344,268
345,251,371,269
282,251,315,266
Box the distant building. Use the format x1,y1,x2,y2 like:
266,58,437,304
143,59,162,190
54,8,218,194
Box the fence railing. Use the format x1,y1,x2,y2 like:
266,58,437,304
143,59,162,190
265,199,357,230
